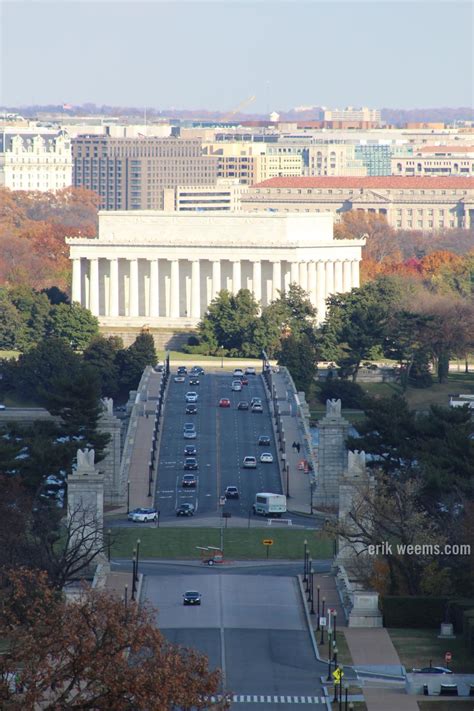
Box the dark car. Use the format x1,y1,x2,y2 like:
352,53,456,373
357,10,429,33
176,503,195,517
225,486,239,499
183,590,201,605
237,401,249,410
177,366,188,375
189,377,200,386
413,667,453,674
190,366,204,376
183,457,198,470
185,404,198,414
184,445,197,456
258,435,271,446
182,473,197,488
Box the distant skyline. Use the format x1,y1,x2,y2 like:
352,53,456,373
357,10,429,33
1,1,473,112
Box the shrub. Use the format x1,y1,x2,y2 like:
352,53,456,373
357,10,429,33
381,596,448,628
317,379,367,409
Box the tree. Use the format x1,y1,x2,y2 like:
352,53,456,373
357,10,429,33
14,337,81,401
48,302,99,350
330,472,446,596
0,568,228,710
8,286,51,349
196,289,261,356
277,333,317,394
117,331,157,392
83,335,122,398
383,309,434,391
0,291,24,349
346,395,417,475
263,283,317,348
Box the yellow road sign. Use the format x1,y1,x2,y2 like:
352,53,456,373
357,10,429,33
262,539,274,546
332,668,344,684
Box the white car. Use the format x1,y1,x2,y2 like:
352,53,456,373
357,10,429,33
233,368,244,377
231,380,242,392
185,391,198,402
129,508,158,522
174,375,185,383
260,452,274,463
243,456,257,469
245,367,256,375
0,404,5,410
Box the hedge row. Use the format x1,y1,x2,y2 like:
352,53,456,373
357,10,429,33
381,596,449,628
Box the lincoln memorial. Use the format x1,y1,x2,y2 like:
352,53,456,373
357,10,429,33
67,211,364,328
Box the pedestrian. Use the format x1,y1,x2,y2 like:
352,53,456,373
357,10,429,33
292,441,297,450
296,442,301,454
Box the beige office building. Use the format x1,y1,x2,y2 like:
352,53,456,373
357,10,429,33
307,144,367,177
392,146,474,177
0,130,72,191
163,179,248,212
242,176,474,230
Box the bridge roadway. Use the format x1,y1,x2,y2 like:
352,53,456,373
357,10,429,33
154,370,283,521
143,371,328,709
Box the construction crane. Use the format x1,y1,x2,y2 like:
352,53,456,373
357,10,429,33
222,95,256,122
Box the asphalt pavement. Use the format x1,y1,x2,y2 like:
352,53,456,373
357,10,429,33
154,371,283,522
142,567,328,709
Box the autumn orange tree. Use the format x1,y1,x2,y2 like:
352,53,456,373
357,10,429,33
0,568,229,710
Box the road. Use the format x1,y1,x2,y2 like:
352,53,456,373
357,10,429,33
155,371,282,522
139,562,328,709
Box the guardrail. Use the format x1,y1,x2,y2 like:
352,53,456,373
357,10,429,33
267,518,293,526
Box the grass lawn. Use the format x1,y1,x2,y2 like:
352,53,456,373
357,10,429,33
111,527,332,560
389,628,474,674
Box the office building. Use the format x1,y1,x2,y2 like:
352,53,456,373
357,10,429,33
242,176,474,231
72,136,218,209
0,130,72,191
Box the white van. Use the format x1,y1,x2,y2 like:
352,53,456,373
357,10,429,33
252,493,287,517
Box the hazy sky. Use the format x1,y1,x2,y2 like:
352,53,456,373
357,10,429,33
1,0,473,111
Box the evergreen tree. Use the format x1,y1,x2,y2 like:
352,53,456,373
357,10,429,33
47,302,99,350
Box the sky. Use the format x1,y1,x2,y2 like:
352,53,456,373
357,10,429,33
1,0,473,112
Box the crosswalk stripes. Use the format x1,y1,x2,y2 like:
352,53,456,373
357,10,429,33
205,695,326,705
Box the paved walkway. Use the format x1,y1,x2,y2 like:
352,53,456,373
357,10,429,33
364,687,419,710
270,369,312,514
128,371,163,511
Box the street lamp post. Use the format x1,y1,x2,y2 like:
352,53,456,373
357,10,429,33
248,507,252,529
131,549,137,601
306,557,312,594
303,539,308,582
124,584,128,610
334,610,337,642
320,597,326,644
107,529,112,562
326,630,333,681
135,539,141,584
220,345,224,369
286,463,290,498
316,585,321,630
310,568,315,615
333,645,338,668
127,480,130,515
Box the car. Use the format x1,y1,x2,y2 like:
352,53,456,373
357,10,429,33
413,667,453,674
174,375,185,383
177,366,188,375
189,377,200,386
237,401,249,411
260,452,274,463
251,403,263,413
245,367,256,375
243,456,257,469
231,380,242,392
258,435,271,446
183,423,197,439
185,391,198,403
182,473,197,488
185,404,198,414
154,364,164,372
190,366,204,375
219,398,231,408
129,508,158,523
250,397,262,406
225,486,239,499
233,368,244,377
183,590,201,605
240,376,249,385
176,503,195,517
183,457,198,470
184,445,197,456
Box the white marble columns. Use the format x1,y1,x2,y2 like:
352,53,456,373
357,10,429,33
75,256,360,322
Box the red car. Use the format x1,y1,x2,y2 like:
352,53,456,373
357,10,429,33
241,377,249,385
219,398,231,408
